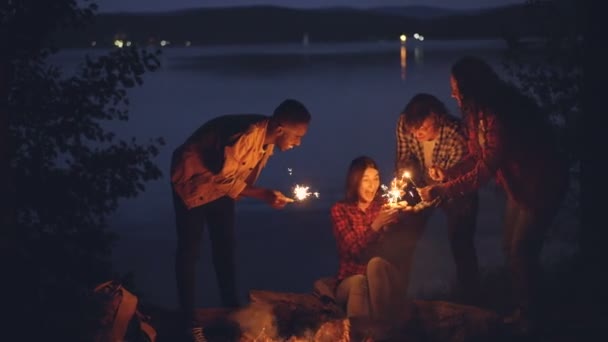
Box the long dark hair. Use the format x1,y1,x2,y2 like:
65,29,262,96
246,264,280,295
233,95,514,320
344,156,380,203
451,55,550,144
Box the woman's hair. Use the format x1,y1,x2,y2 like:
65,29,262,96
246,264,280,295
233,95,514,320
451,55,546,139
401,93,450,130
344,156,380,203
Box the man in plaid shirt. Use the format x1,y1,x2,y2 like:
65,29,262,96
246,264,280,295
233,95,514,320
393,93,481,305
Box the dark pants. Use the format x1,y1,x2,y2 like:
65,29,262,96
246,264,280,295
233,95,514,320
503,196,560,318
173,191,239,327
377,192,481,305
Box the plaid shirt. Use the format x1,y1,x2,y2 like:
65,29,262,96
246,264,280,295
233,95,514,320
330,198,383,281
443,109,569,210
395,114,468,186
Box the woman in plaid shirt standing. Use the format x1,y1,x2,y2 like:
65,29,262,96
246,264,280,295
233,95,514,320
330,156,407,339
419,56,569,334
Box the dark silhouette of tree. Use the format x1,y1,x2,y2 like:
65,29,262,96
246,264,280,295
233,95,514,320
502,0,582,237
502,0,606,321
2,1,164,339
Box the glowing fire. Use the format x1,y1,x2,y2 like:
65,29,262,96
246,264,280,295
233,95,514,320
292,184,320,201
241,318,351,342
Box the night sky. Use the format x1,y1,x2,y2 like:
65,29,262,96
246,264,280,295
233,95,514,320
97,0,525,13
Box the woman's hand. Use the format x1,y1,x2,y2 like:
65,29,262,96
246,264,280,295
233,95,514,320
371,207,399,231
418,184,446,202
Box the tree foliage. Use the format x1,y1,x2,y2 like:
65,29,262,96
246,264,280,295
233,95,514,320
3,0,164,339
501,0,583,232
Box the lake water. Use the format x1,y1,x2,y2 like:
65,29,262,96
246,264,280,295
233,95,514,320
66,39,509,221
55,40,576,309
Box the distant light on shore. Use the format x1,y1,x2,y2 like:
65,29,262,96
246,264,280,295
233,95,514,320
412,33,425,41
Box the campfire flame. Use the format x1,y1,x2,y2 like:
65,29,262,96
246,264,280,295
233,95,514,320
235,305,353,342
242,319,352,342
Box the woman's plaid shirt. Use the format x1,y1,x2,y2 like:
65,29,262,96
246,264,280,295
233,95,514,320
395,114,469,183
330,198,383,281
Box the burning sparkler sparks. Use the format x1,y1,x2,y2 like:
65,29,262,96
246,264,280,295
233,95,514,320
381,170,423,208
402,170,418,187
292,184,320,201
286,167,319,202
381,182,402,206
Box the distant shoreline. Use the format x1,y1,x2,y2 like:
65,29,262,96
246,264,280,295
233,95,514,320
54,4,539,49
55,38,511,52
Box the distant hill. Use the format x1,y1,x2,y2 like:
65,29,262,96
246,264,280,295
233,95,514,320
368,5,479,19
54,4,542,48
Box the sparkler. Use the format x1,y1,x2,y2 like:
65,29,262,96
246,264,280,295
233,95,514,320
402,170,418,187
381,176,406,208
381,170,424,208
287,167,320,202
400,170,422,206
292,184,320,201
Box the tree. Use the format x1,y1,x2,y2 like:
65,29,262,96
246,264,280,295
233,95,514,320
500,0,607,315
2,1,164,339
501,0,582,238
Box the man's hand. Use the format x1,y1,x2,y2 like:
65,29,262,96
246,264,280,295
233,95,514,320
428,166,446,182
418,184,446,202
240,186,294,209
265,189,294,209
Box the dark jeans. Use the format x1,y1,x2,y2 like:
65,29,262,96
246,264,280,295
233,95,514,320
503,197,561,317
375,191,481,305
172,191,239,327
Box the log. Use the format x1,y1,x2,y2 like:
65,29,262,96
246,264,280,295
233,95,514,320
411,300,503,342
246,290,345,340
247,290,503,342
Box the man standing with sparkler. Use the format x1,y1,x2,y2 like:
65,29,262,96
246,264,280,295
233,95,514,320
170,99,311,341
393,93,481,305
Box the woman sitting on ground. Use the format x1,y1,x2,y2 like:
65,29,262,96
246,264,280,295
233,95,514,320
330,156,408,339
